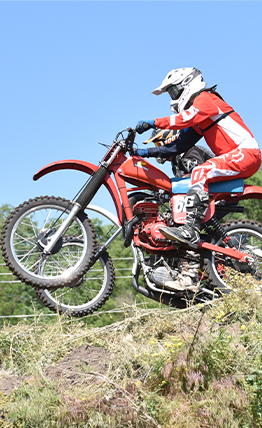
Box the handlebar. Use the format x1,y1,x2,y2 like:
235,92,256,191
114,127,137,154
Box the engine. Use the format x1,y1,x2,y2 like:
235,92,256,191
132,200,171,247
144,254,200,290
133,201,159,220
147,266,176,286
143,254,181,287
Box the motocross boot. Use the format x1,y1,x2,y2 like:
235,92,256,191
160,189,209,249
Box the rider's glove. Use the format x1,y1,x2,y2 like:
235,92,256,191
135,120,156,134
133,148,149,157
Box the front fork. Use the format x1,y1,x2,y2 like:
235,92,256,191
43,203,82,254
39,142,125,254
41,165,109,255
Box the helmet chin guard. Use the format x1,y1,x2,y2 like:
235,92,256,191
152,67,207,113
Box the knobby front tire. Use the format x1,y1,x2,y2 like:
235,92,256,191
1,196,97,290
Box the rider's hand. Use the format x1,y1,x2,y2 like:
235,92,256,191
133,148,149,157
135,120,156,134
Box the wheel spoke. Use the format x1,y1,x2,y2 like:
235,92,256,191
2,197,95,290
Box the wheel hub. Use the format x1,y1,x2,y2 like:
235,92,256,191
230,247,258,274
36,229,63,255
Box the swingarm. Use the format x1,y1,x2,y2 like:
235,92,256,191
199,241,254,263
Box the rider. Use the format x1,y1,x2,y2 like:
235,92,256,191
135,67,262,248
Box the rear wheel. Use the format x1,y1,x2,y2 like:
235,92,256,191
203,220,262,292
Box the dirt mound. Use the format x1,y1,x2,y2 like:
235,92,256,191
0,375,24,395
0,344,111,395
46,344,111,385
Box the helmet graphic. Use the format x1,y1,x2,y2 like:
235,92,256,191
143,128,180,146
152,67,207,113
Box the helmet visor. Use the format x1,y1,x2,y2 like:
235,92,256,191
167,85,183,100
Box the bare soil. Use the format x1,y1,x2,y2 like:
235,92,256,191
0,344,111,395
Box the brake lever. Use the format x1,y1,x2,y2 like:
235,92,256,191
126,127,136,142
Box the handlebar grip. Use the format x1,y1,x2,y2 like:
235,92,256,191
142,122,150,131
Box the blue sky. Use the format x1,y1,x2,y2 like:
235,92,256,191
1,1,261,218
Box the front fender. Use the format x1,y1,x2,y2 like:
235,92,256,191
33,159,123,223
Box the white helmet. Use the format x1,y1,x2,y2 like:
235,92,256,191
152,67,207,113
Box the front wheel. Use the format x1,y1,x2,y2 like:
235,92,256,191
1,196,96,289
203,220,262,292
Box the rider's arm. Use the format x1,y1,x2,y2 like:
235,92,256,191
155,92,219,131
147,127,202,158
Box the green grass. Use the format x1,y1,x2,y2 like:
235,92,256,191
1,278,262,427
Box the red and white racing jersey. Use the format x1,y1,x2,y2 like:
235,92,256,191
155,91,259,156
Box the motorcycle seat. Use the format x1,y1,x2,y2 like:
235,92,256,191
171,176,244,194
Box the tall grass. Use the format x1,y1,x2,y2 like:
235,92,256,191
0,277,262,427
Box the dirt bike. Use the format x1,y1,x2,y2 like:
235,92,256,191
1,128,262,317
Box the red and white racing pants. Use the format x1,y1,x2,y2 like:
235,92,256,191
190,147,261,192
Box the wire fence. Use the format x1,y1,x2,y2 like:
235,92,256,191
0,258,135,319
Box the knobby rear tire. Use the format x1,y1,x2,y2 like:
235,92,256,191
203,220,262,292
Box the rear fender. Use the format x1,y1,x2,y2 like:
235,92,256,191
33,160,123,223
212,184,262,202
203,183,262,223
237,184,262,201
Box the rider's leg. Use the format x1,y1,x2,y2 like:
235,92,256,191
161,147,261,249
160,188,209,248
161,147,261,290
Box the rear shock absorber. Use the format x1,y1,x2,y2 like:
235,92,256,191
204,216,235,248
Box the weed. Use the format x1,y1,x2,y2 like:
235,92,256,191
0,283,262,427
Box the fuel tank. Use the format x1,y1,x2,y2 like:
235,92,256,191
118,157,172,192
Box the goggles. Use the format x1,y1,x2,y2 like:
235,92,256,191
167,85,183,100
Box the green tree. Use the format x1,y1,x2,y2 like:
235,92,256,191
225,170,262,223
0,204,12,229
243,169,262,222
0,205,57,324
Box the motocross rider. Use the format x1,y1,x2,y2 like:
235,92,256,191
135,67,262,249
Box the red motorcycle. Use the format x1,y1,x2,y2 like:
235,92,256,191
2,128,262,317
